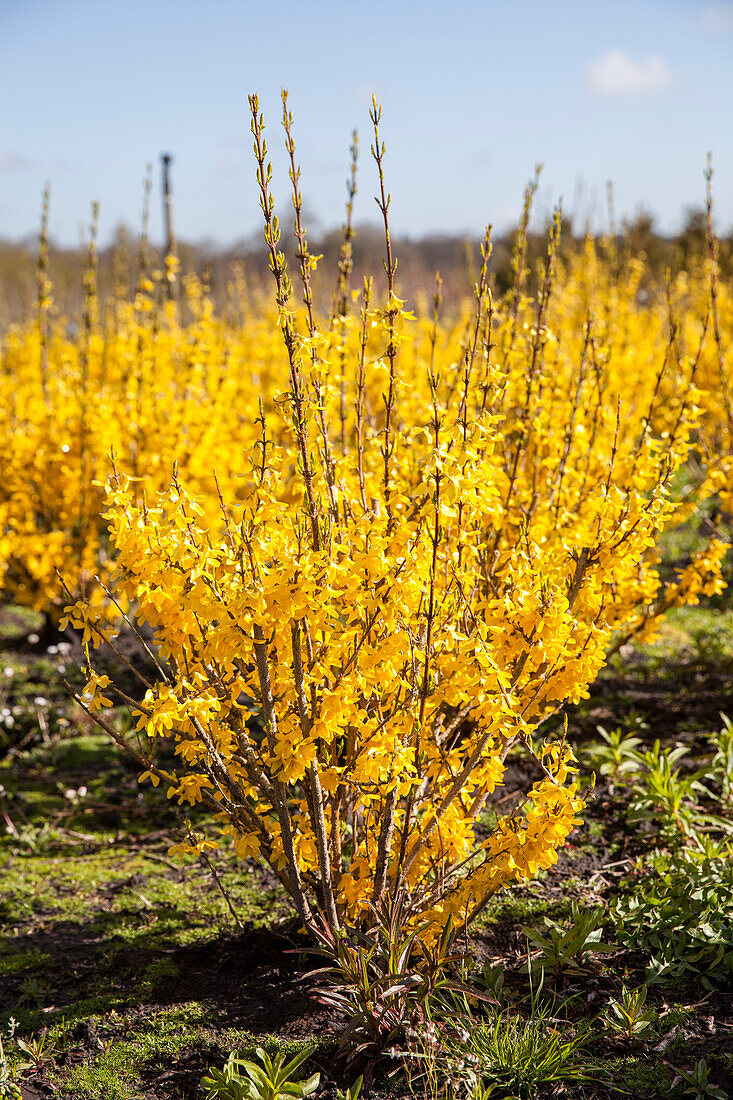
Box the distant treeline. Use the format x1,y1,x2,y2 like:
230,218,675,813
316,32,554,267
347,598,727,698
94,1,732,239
0,206,730,326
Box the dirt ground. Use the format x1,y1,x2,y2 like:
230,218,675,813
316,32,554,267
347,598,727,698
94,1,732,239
1,605,732,1099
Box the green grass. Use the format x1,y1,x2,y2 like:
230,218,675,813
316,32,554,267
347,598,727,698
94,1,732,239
52,1008,331,1100
477,883,579,930
1,839,287,1029
640,606,733,667
1,652,288,1082
599,1055,673,1098
0,605,43,640
59,1004,221,1100
0,948,51,976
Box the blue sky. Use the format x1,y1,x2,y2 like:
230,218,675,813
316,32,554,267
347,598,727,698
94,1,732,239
1,0,732,247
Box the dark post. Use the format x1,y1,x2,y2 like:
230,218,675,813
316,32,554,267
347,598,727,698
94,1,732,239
161,152,177,299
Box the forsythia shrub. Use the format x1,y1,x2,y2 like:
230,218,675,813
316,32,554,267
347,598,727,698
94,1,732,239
61,95,729,938
535,232,731,648
0,216,280,624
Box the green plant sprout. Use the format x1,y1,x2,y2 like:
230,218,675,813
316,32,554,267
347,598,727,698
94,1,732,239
201,1044,320,1100
602,984,656,1040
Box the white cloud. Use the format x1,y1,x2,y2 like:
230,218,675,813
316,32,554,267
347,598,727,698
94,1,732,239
702,2,733,31
587,51,673,97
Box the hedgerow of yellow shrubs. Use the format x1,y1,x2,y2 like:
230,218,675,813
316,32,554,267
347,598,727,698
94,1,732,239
2,95,731,936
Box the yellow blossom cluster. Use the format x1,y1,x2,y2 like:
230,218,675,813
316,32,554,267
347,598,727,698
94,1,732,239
0,275,277,622
64,172,730,939
7,99,732,937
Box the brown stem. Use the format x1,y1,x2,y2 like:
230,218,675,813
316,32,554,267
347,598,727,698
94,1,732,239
249,93,321,553
291,621,339,926
356,278,372,510
281,90,339,519
372,787,398,904
252,621,314,931
370,97,399,524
